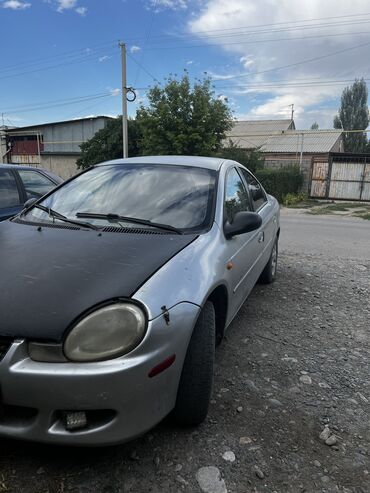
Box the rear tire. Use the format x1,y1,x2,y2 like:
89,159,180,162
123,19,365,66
172,301,215,426
258,238,278,284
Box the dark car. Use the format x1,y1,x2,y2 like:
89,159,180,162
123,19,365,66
0,164,63,221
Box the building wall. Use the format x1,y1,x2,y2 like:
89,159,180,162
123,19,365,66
9,153,80,180
263,152,329,192
40,154,80,179
41,118,107,154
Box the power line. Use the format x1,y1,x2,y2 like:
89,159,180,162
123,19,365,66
0,41,116,75
211,40,370,81
126,16,370,45
1,13,369,75
168,12,370,36
143,30,370,51
3,93,115,115
0,48,118,81
127,51,158,83
133,0,157,86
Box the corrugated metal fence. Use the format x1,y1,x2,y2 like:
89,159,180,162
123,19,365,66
310,153,370,201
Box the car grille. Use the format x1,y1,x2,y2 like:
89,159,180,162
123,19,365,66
0,337,13,362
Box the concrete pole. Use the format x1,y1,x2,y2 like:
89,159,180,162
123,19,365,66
120,42,128,158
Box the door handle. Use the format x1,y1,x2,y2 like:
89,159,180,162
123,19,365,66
258,232,264,243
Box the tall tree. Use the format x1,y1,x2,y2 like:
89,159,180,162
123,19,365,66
77,118,141,169
136,74,233,155
310,122,319,130
333,78,369,152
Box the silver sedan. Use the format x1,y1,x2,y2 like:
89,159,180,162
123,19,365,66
0,156,280,445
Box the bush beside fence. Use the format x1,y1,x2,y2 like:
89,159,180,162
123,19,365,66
255,166,303,203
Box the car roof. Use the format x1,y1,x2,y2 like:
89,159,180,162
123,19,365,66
0,163,44,171
98,155,227,171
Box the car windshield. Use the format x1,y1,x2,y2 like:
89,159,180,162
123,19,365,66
22,164,217,232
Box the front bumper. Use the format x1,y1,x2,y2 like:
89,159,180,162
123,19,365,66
0,302,200,446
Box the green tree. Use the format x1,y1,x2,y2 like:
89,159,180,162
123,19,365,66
213,139,264,173
77,117,141,169
136,74,233,155
333,78,369,152
310,122,319,130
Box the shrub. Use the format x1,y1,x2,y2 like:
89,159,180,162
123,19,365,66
283,192,308,206
255,166,303,203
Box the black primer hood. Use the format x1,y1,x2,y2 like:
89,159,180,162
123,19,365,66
0,221,196,341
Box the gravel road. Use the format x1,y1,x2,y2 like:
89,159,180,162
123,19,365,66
0,210,369,493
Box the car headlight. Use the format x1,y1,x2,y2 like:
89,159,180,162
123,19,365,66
63,302,147,362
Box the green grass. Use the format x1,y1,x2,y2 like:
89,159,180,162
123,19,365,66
355,212,370,220
306,202,370,217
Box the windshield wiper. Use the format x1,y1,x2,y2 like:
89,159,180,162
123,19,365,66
31,204,99,231
76,212,183,235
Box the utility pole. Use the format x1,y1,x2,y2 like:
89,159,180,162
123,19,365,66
119,42,128,158
289,104,294,122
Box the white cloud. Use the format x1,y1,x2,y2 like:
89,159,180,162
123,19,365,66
130,45,141,53
148,0,188,11
188,0,370,128
56,0,76,11
99,55,111,62
110,88,121,96
2,0,31,9
75,5,86,15
55,0,86,15
186,60,193,65
240,55,254,70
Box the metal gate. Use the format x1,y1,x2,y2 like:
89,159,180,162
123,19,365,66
310,154,370,201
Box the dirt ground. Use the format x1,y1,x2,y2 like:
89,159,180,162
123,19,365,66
0,212,369,493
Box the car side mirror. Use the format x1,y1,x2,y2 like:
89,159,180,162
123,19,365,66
224,211,262,239
23,198,37,210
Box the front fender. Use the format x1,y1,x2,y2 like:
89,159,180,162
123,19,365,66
132,222,231,320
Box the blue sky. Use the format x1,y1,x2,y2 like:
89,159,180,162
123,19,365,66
1,0,370,129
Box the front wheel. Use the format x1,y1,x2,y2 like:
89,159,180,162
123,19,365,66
258,238,278,284
172,301,215,426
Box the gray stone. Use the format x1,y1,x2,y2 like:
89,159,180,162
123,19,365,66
319,426,331,442
196,467,227,493
175,464,183,472
239,436,252,445
222,451,235,463
313,460,321,467
176,475,189,486
300,375,312,385
253,465,265,479
268,398,283,408
236,406,243,413
325,435,338,446
245,380,258,392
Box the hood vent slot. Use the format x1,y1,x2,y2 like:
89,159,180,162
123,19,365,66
13,219,80,231
102,226,171,235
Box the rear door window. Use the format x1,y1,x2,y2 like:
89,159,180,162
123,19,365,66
0,169,21,208
239,168,267,211
17,170,56,200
